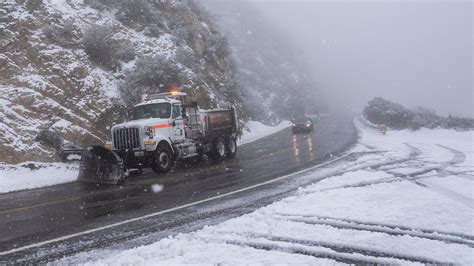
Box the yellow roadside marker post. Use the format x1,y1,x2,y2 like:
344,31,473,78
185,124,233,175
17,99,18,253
378,124,387,135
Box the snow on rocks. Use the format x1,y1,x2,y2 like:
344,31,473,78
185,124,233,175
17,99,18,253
77,117,473,264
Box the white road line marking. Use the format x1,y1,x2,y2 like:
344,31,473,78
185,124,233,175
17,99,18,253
0,152,353,257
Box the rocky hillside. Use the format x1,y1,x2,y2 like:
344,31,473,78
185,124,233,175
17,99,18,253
0,0,240,164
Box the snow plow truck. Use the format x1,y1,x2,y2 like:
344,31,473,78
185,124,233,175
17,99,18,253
78,92,240,184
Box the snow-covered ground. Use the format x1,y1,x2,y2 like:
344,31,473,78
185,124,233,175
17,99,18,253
0,121,289,194
77,118,474,265
0,162,78,193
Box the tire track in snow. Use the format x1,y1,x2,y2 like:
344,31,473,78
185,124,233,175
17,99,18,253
320,144,474,208
358,142,376,150
307,148,414,186
274,213,474,247
437,144,466,165
222,239,398,264
367,143,420,171
316,144,422,192
392,144,473,208
295,145,419,195
437,169,474,181
318,172,472,202
220,233,451,264
383,144,464,180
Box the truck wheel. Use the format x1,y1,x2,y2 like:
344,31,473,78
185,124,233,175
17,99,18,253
151,144,173,173
226,137,237,159
210,138,226,161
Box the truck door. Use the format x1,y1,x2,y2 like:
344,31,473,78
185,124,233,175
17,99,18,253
171,104,185,142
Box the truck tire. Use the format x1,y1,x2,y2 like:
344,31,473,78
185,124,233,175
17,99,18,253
210,138,226,161
226,137,237,159
151,144,173,173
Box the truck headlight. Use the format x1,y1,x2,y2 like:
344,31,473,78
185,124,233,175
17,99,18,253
144,126,153,139
306,123,311,127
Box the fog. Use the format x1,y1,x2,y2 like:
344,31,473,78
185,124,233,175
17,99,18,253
248,0,473,117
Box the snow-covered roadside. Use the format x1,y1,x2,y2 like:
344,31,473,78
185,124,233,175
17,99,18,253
75,118,474,265
0,121,289,194
0,162,79,193
238,120,291,145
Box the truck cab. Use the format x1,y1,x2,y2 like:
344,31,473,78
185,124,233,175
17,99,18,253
130,97,186,144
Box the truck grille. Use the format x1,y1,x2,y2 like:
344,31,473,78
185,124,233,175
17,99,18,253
113,128,141,150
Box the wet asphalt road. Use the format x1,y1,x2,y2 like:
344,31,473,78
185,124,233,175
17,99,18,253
0,114,356,262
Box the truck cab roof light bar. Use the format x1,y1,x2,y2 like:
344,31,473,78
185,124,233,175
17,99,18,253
143,92,188,102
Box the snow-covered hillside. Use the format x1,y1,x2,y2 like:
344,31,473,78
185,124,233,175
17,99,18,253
0,0,240,164
67,119,474,264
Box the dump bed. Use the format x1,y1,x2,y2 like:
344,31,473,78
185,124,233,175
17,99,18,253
185,108,238,140
201,108,238,139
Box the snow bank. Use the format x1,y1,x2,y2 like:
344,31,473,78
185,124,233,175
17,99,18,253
75,117,473,264
239,120,291,145
0,162,79,193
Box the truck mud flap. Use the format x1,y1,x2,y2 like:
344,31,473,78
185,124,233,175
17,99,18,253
78,146,125,184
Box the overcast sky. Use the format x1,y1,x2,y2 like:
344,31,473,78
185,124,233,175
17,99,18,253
248,0,473,116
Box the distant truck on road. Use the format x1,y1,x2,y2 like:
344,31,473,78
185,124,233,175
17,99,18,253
79,92,239,184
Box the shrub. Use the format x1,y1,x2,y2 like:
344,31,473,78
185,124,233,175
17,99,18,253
41,24,56,39
143,25,163,38
408,107,441,130
117,0,157,26
24,0,44,12
175,46,197,68
408,115,424,131
364,97,474,131
115,43,136,62
119,55,188,108
443,116,474,130
206,34,230,59
41,19,77,46
35,129,63,151
82,24,117,69
363,97,413,129
84,0,117,11
62,19,76,36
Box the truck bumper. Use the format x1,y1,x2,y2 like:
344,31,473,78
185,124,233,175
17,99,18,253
114,149,154,168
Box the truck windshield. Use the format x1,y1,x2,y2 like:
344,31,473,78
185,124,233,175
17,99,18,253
132,103,171,120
